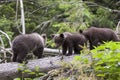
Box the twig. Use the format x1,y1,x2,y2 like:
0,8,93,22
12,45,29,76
32,20,52,33
84,1,120,13
0,58,7,63
0,30,12,48
0,35,7,63
116,21,120,34
0,47,13,55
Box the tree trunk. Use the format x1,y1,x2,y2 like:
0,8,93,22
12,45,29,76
0,48,62,54
0,55,77,80
20,0,25,34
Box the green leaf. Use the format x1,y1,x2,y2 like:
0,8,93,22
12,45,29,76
74,55,81,61
13,78,21,80
24,69,32,73
97,74,105,77
35,66,40,72
82,58,89,63
38,73,45,76
28,72,36,75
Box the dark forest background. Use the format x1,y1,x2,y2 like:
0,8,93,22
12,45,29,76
0,0,120,48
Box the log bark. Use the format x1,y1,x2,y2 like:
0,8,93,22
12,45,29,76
44,48,62,54
0,55,78,80
0,48,62,54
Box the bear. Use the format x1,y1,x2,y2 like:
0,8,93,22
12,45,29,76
51,32,87,56
12,33,47,63
79,27,120,50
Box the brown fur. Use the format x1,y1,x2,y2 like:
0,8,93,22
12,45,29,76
12,33,46,63
51,32,87,56
80,27,120,50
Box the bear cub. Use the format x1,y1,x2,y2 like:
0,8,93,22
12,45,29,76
12,33,46,63
51,32,87,56
79,27,120,50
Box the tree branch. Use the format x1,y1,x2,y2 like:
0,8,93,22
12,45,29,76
84,1,120,13
0,30,12,48
116,21,120,35
0,36,7,63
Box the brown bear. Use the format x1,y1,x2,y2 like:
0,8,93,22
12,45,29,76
12,33,47,63
79,27,120,50
51,32,87,56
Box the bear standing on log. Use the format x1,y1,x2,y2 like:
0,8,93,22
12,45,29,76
51,32,87,56
79,27,120,50
12,33,46,63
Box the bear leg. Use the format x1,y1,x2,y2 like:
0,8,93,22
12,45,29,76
17,52,27,63
74,45,82,54
89,40,94,50
67,46,73,56
89,42,94,50
90,39,99,50
73,47,78,54
33,47,44,58
62,46,67,55
12,52,18,62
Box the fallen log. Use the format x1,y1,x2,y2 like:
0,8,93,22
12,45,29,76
0,55,78,80
0,48,62,54
44,48,62,54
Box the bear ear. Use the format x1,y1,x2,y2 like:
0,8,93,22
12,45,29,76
41,34,46,39
51,34,55,38
79,29,83,33
60,33,64,38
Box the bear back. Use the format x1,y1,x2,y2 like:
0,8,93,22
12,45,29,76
83,27,120,41
12,33,46,52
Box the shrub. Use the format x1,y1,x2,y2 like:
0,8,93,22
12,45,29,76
91,41,120,80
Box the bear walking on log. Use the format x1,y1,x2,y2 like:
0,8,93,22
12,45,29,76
12,33,47,63
51,32,87,56
79,27,120,50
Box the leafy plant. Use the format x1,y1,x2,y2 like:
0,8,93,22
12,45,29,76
57,41,120,80
91,41,120,80
14,63,45,80
43,46,97,80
